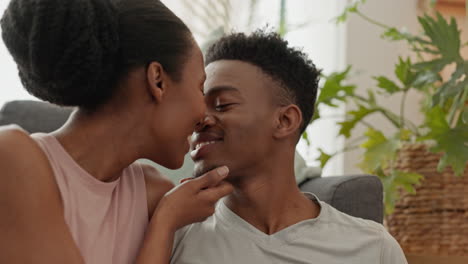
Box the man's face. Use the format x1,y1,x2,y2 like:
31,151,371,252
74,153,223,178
190,60,279,179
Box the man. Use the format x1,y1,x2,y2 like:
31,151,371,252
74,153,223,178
171,30,407,264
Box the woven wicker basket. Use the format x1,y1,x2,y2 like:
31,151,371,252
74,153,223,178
386,144,468,256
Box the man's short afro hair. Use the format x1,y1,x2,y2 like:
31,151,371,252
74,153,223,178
205,29,320,135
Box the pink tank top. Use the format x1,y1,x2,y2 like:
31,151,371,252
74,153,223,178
32,133,149,264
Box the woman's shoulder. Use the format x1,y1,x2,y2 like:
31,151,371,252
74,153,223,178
0,124,28,139
0,125,41,158
0,124,60,206
0,125,54,186
0,126,80,262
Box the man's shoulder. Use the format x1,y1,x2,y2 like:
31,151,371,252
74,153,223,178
318,200,386,235
304,192,383,233
173,201,229,245
172,212,220,256
175,210,219,236
318,202,407,263
172,198,407,263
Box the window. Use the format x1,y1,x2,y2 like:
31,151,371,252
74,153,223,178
164,0,347,175
0,0,36,109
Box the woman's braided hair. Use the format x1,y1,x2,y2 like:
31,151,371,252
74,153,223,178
1,0,192,109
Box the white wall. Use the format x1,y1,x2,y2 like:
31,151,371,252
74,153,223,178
0,0,36,109
165,0,348,176
280,0,347,176
343,0,425,174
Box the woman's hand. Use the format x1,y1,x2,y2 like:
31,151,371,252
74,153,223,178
136,166,232,264
153,166,233,231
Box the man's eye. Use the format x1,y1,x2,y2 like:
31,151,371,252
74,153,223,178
215,104,234,111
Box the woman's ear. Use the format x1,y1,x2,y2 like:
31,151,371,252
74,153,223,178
146,62,166,103
273,104,303,139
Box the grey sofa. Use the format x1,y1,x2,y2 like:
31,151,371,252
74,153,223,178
0,100,384,223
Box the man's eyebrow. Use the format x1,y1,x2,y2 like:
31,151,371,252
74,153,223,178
204,85,240,97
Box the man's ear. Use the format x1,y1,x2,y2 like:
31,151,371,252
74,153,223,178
273,104,302,139
146,61,166,103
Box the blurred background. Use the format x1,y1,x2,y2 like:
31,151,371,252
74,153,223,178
1,0,465,177
1,0,467,262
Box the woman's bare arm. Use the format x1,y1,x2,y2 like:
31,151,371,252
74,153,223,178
0,128,85,263
0,127,231,264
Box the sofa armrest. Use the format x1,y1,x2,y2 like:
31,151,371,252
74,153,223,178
299,175,383,223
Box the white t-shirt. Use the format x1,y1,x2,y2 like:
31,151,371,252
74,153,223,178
170,193,407,264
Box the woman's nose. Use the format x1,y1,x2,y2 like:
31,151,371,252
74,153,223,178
195,114,216,132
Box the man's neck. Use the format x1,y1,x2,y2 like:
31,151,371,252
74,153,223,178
224,158,320,235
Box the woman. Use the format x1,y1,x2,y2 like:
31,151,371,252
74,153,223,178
0,0,232,263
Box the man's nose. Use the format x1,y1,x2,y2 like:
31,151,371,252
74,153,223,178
195,114,216,132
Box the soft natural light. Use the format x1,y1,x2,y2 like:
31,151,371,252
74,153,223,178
0,0,346,175
164,0,347,175
0,0,37,109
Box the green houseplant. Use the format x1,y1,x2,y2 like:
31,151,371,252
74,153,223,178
313,0,468,214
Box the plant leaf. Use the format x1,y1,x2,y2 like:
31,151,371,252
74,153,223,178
374,76,401,94
422,107,468,176
413,58,449,73
382,170,423,215
420,106,450,139
335,0,367,24
338,105,377,138
301,131,311,145
411,70,441,89
359,128,399,172
318,66,355,107
399,129,413,141
463,106,468,124
395,57,416,88
431,66,466,107
381,174,398,215
393,170,423,194
311,105,321,122
381,27,430,45
381,27,408,41
418,13,462,62
317,148,332,168
367,89,377,105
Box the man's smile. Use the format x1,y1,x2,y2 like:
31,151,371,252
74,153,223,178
190,132,224,161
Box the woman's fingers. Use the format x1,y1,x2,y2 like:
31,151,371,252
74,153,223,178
199,181,234,202
152,166,233,231
179,177,193,184
190,166,229,189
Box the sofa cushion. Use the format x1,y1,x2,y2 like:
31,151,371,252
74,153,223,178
300,175,383,223
0,100,73,133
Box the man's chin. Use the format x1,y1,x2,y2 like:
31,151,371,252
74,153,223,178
193,162,219,178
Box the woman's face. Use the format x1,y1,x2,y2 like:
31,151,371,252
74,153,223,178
151,44,207,169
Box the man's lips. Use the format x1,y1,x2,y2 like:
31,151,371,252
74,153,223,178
194,140,219,150
190,132,223,149
190,132,223,160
